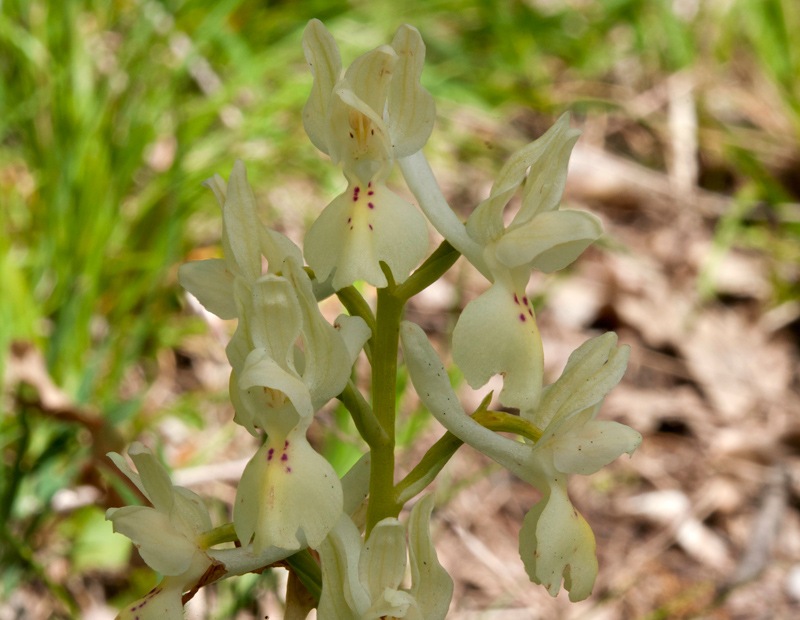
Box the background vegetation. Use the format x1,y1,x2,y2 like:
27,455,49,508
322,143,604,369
2,0,798,617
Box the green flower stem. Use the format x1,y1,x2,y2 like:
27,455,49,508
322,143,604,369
395,240,460,302
336,285,377,337
395,403,543,504
339,380,387,449
198,522,238,549
365,265,403,535
286,548,323,603
395,430,463,504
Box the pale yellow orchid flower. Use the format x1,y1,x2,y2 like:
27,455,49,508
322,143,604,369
106,443,214,619
401,322,641,601
301,19,434,289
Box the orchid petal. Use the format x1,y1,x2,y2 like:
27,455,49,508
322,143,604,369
107,506,196,576
248,275,302,365
302,19,342,155
343,45,397,119
106,451,147,499
128,442,175,515
106,443,213,586
333,314,371,366
238,348,314,419
229,370,257,436
318,515,370,619
223,160,263,282
173,486,214,535
466,114,577,246
259,226,303,271
305,189,382,288
178,259,237,319
552,417,642,475
496,209,602,273
366,588,416,619
202,173,226,207
388,25,435,157
284,258,357,404
328,85,393,179
531,333,629,429
360,518,407,601
516,114,580,222
226,277,254,371
408,495,453,618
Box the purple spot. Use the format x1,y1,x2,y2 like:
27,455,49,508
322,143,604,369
368,202,374,209
522,296,528,305
528,309,534,317
513,294,519,304
519,313,526,322
368,190,374,196
267,448,274,461
368,181,372,188
352,187,360,201
281,453,288,462
284,440,289,448
286,466,292,473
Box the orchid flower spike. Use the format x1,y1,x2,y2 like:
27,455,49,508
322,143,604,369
301,19,434,289
106,443,215,619
451,114,604,411
401,322,641,601
317,494,453,619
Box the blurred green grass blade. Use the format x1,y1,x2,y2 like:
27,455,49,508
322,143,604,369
739,0,796,95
